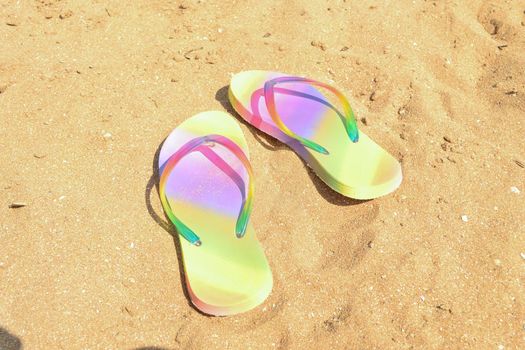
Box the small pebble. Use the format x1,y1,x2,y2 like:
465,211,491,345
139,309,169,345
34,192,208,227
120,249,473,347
9,202,27,208
173,54,185,62
461,215,469,222
311,40,327,51
360,117,368,126
510,186,520,194
59,11,73,19
398,107,407,116
494,259,502,266
369,91,377,101
184,47,203,60
263,32,271,38
102,131,112,139
520,252,525,260
205,54,217,64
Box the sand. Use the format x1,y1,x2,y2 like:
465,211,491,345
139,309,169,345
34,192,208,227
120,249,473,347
1,0,524,349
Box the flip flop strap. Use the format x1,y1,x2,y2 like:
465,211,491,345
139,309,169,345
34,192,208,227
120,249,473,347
263,76,359,154
159,134,254,246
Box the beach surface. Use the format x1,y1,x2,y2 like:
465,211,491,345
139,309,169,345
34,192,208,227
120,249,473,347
1,0,524,349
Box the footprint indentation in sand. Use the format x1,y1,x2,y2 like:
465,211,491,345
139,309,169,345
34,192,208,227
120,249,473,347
477,1,519,40
322,305,352,333
322,205,379,270
478,54,525,111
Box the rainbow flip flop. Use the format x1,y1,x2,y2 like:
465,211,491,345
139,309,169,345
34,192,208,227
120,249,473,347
158,111,272,316
229,70,402,199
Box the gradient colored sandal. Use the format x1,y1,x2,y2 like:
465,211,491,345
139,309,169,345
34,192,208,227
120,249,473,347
158,111,272,316
228,70,402,199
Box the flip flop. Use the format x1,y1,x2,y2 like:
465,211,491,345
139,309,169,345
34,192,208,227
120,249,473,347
157,111,272,316
228,70,402,199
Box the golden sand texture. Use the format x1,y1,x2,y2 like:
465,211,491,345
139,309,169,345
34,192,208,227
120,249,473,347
1,1,524,349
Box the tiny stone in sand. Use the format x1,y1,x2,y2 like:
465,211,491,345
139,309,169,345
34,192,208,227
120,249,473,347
9,202,27,208
311,40,327,51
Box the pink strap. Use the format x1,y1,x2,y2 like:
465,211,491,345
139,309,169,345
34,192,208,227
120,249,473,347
159,135,254,246
263,76,359,154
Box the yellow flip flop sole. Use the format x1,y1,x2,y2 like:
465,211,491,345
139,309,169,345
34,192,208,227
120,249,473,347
229,70,402,199
158,111,272,316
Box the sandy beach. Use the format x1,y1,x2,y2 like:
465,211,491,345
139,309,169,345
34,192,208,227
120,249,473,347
1,0,524,349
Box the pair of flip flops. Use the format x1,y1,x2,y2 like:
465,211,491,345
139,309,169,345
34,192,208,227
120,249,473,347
157,70,402,316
